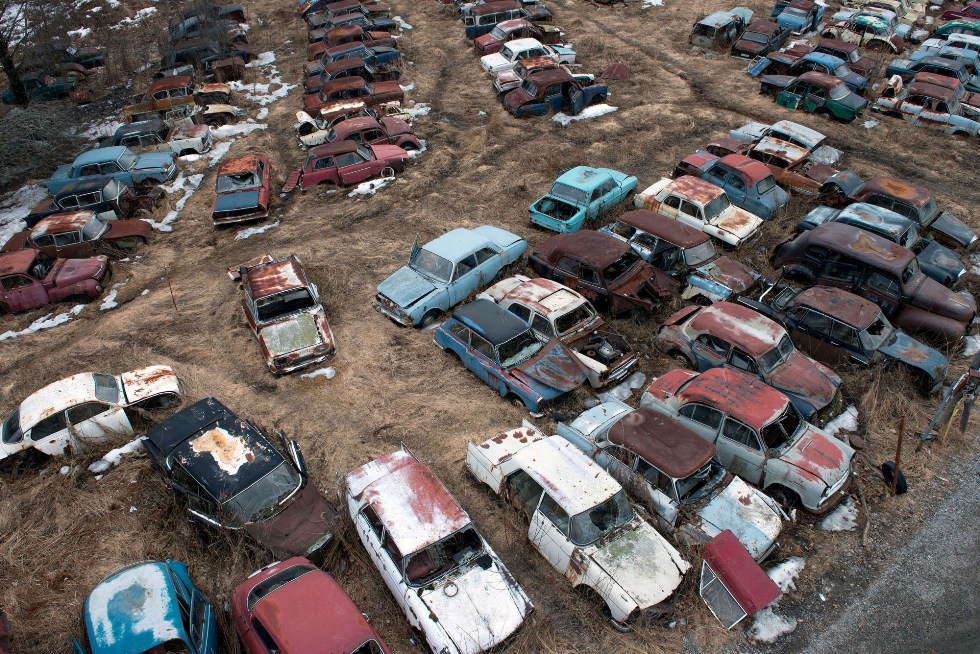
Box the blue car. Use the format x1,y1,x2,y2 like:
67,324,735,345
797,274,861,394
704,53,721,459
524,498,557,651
72,560,218,654
528,166,638,233
886,56,980,92
674,152,789,220
774,0,824,34
48,146,177,195
434,299,587,411
374,225,527,327
787,52,867,94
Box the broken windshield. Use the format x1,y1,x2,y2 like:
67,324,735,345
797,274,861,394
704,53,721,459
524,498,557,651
683,240,718,266
408,247,453,284
760,405,802,450
675,462,726,504
402,526,484,587
703,193,732,222
255,289,316,322
760,334,795,373
554,303,595,336
568,490,633,546
216,171,261,193
860,313,894,350
602,251,640,282
498,330,545,367
81,216,108,241
223,461,302,527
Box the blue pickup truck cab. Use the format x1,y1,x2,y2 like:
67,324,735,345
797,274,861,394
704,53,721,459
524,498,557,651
774,0,825,34
528,166,637,233
48,146,177,195
72,560,218,654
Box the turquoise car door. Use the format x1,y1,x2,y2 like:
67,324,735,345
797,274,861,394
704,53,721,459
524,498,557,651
448,253,481,305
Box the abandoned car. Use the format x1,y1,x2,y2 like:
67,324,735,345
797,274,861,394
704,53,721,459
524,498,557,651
672,153,789,220
373,225,526,327
0,249,110,314
502,68,608,117
774,0,824,34
690,7,754,49
101,120,213,157
872,77,980,136
47,146,177,196
231,254,336,375
821,11,905,54
528,166,638,233
465,428,689,629
25,176,162,228
346,448,533,654
474,18,566,55
211,156,273,225
731,19,791,59
759,71,869,122
302,76,404,114
145,397,340,560
1,211,150,260
293,140,408,189
479,37,575,75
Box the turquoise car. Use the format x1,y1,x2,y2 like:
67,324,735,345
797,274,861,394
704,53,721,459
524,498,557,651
72,560,218,654
528,166,637,233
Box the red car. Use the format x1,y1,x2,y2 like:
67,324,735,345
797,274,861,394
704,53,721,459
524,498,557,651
0,249,110,314
473,18,565,55
942,1,980,21
328,115,419,150
233,557,392,654
306,26,396,60
295,140,407,189
212,155,273,225
302,76,403,114
1,210,150,259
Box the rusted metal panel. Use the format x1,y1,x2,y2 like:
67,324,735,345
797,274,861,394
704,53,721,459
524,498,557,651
602,62,630,81
241,256,310,299
607,408,715,479
676,368,789,431
857,176,932,208
804,223,913,274
0,249,40,275
218,156,263,177
688,302,784,357
789,286,881,327
617,210,709,248
668,175,728,206
29,211,93,235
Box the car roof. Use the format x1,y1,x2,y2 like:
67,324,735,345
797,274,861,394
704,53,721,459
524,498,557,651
502,37,543,50
113,120,167,139
675,368,790,431
470,0,520,15
16,371,105,430
752,136,809,164
668,175,727,205
698,9,742,27
55,175,117,196
716,154,774,183
332,115,380,134
322,76,368,92
919,55,967,71
906,80,957,101
688,302,785,358
241,255,309,299
0,249,39,277
500,277,586,317
767,120,825,147
607,408,715,479
308,140,362,157
85,561,185,654
702,531,781,614
859,175,932,208
837,202,913,238
423,227,491,260
31,211,95,236
511,435,622,515
795,70,843,88
74,147,127,166
789,285,881,328
815,37,859,54
218,155,264,176
526,67,573,85
802,52,846,67
145,397,286,503
538,230,632,270
802,222,915,274
745,19,782,34
554,166,615,192
147,76,193,93
616,210,709,247
346,449,470,555
496,17,531,30
453,298,529,345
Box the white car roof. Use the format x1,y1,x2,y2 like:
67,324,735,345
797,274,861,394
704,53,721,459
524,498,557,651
503,37,544,52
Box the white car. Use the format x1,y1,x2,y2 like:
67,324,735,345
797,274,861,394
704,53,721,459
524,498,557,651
479,37,576,75
346,448,532,654
465,426,689,629
0,365,182,466
635,177,764,248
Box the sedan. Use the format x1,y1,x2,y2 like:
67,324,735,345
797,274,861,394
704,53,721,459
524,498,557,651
760,71,869,122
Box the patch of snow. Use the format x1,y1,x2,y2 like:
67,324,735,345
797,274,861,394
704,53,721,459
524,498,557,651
824,405,859,438
862,119,880,129
552,104,618,126
402,103,432,119
141,172,204,232
68,27,92,39
406,140,427,159
963,334,980,357
301,366,336,380
89,436,145,474
256,108,269,120
911,28,930,41
641,0,664,8
211,121,268,139
347,176,394,197
110,6,157,29
82,117,125,140
925,15,934,24
235,220,280,240
393,15,413,29
179,154,201,162
60,465,72,475
748,608,798,643
400,82,415,92
99,287,120,311
0,184,47,246
818,495,859,531
231,52,295,105
768,556,805,593
929,4,940,9
129,506,138,513
626,371,646,389
477,110,487,116
141,289,150,296
248,51,277,67
0,305,84,341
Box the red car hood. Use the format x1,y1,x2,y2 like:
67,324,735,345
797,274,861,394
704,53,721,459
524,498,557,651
734,40,765,54
303,92,325,112
782,427,850,485
909,274,977,322
769,351,836,409
0,231,28,252
244,482,339,559
52,256,107,287
370,143,407,161
105,220,152,238
474,33,499,52
380,115,411,135
503,88,532,112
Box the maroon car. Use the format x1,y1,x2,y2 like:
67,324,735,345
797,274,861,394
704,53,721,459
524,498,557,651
303,58,400,93
302,76,403,114
232,557,393,654
212,156,273,225
778,38,877,78
474,18,565,55
731,20,791,59
292,140,407,189
1,211,150,259
327,115,419,150
528,230,677,317
942,1,980,21
307,25,396,60
0,249,110,314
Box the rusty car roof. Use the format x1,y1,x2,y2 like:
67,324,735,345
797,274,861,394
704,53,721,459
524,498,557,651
30,211,96,236
801,222,915,273
538,230,632,270
332,115,381,135
147,76,193,93
321,76,369,93
688,302,785,358
675,368,790,430
617,210,708,248
905,81,957,101
702,530,781,615
469,0,520,16
752,136,809,164
912,72,963,91
526,67,574,86
794,70,844,90
667,175,727,205
308,140,363,158
346,449,471,556
500,277,587,317
789,286,882,328
716,154,773,184
744,19,784,34
858,176,932,207
0,249,39,276
242,255,309,300
607,409,715,479
218,155,266,176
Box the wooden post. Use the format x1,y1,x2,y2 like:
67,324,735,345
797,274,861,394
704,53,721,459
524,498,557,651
893,416,904,496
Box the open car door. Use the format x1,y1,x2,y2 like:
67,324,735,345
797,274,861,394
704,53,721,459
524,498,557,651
699,530,781,629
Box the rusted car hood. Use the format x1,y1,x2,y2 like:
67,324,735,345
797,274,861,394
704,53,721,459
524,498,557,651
697,477,782,560
711,207,762,240
916,239,966,283
258,312,329,358
769,351,837,408
105,219,152,238
909,274,977,322
52,256,105,287
380,116,411,135
173,124,209,139
244,482,339,558
503,88,532,111
879,330,948,382
734,39,766,55
120,365,180,404
515,340,587,392
695,256,757,294
782,427,852,487
612,265,676,305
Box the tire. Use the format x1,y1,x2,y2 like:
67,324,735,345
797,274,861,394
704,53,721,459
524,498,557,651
419,309,441,328
767,485,800,511
0,303,7,316
692,294,712,307
380,166,396,179
815,108,832,121
881,461,908,494
668,350,694,368
590,94,606,106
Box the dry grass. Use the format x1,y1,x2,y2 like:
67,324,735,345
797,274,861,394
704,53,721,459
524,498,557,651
1,0,979,652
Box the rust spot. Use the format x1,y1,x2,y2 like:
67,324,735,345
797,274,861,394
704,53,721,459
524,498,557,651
850,231,898,260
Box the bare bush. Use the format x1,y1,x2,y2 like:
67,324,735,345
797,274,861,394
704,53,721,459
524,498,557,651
0,103,84,190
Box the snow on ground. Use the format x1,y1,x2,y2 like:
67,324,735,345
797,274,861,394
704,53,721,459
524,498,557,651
400,82,415,92
231,51,296,106
301,367,336,380
393,16,413,29
552,104,618,126
82,117,125,140
818,495,859,532
141,172,204,232
99,286,120,311
824,405,859,439
748,608,799,643
0,305,85,341
402,103,432,119
89,436,145,474
863,119,879,129
963,334,980,358
68,26,92,39
769,557,805,593
0,184,46,246
257,108,269,121
235,220,279,241
211,121,268,140
406,140,427,159
641,0,664,8
110,6,157,29
1,3,30,46
348,177,394,198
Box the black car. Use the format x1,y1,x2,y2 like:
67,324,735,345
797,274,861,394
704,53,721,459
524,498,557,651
144,397,339,560
731,19,791,59
24,176,165,227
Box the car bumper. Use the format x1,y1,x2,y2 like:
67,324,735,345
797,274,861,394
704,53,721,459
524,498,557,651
212,207,270,225
808,466,853,516
373,297,414,326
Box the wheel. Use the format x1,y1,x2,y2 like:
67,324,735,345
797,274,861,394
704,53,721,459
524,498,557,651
506,394,525,409
669,350,694,368
881,461,908,494
590,94,606,106
419,309,441,328
866,41,887,53
815,108,832,121
380,166,396,179
692,294,712,307
767,485,799,511
401,141,419,151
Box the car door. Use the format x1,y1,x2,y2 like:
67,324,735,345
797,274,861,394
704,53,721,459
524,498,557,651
472,246,502,286
25,411,71,456
337,150,375,184
52,230,85,258
719,417,766,483
691,334,731,370
575,265,606,308
590,178,618,221
659,195,684,222
66,401,133,443
358,505,413,617
468,332,499,386
859,270,903,318
529,493,575,574
676,402,724,446
787,307,847,364
543,83,565,113
632,458,680,531
899,94,927,125
448,253,481,305
0,274,49,311
726,347,763,383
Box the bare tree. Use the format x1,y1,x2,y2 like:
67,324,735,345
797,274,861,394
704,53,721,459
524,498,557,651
0,0,30,105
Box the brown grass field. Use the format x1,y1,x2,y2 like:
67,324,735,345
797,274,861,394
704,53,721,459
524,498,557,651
0,0,978,651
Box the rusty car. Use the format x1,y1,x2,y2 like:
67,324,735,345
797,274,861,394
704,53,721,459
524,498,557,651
434,299,588,410
100,119,213,157
290,140,407,190
633,176,765,248
528,230,677,317
759,71,869,122
821,11,905,54
232,557,393,654
230,254,336,375
142,75,233,106
771,222,978,342
0,249,110,314
1,211,150,260
775,38,878,77
731,20,791,59
346,448,533,654
943,1,980,21
303,56,400,89
640,367,855,513
47,146,177,196
528,166,637,233
737,284,948,393
872,75,980,136
492,56,593,97
600,209,761,303
293,101,392,147
885,56,980,92
690,7,754,49
502,68,608,117
558,402,786,561
374,226,526,327
733,135,859,197
302,76,404,114
479,37,575,75
752,52,868,95
25,176,163,228
655,301,845,426
672,152,790,220
474,18,565,55
308,23,397,52
774,0,824,34
305,114,420,151
698,530,782,629
729,118,843,167
0,365,181,469
144,397,340,560
465,427,689,629
477,275,638,388
211,155,273,225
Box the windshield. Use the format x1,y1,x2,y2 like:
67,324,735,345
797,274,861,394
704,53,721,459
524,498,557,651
784,7,807,18
216,170,261,193
602,251,640,282
325,128,338,143
28,253,54,280
117,149,139,171
901,259,920,286
833,63,853,77
255,288,316,322
756,174,777,194
683,240,718,266
860,313,894,350
900,224,920,249
828,83,851,101
93,373,121,403
742,31,770,44
568,490,634,546
223,461,302,527
550,181,589,206
402,526,484,587
703,192,732,221
760,406,802,450
1,409,22,445
675,462,725,503
81,216,108,241
554,303,595,335
760,334,795,373
919,197,939,224
409,247,453,283
498,330,545,368
490,25,507,39
520,80,538,96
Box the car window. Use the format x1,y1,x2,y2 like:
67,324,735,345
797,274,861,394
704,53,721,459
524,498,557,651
539,493,570,534
678,402,723,429
454,254,478,279
53,232,81,247
78,164,101,177
664,195,682,210
30,412,67,440
831,320,860,346
471,333,494,359
580,266,601,285
474,247,497,265
252,619,281,654
635,458,674,497
507,304,532,322
697,334,731,357
556,256,581,277
531,313,553,337
544,84,562,96
314,156,335,170
59,195,80,209
823,260,857,283
680,200,702,219
191,592,207,648
99,163,121,175
727,174,746,192
866,271,900,297
1,275,34,289
66,402,110,424
334,152,362,167
729,349,759,374
507,469,544,519
32,235,55,248
805,245,830,260
707,167,728,185
722,417,761,450
448,321,469,341
801,308,832,334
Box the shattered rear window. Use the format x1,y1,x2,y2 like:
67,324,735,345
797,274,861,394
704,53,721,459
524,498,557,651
602,251,641,282
554,304,595,336
93,374,120,403
568,490,633,546
222,461,302,527
1,409,22,445
216,171,261,193
256,289,316,322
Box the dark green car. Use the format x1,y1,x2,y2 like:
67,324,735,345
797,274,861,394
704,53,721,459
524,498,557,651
2,72,77,104
760,70,868,122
